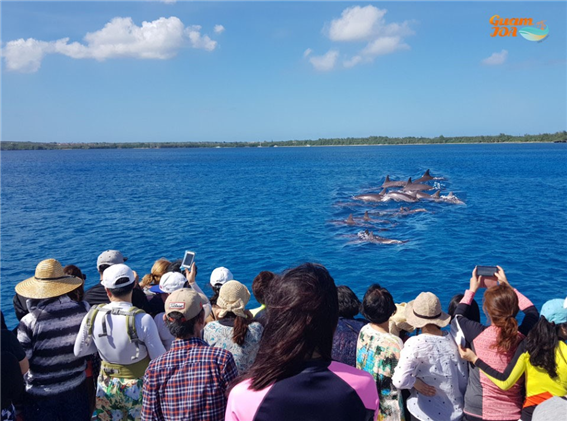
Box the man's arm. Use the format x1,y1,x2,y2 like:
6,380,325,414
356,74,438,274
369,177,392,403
141,366,163,421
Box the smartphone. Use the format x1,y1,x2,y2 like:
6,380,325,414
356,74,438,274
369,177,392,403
476,266,498,277
181,251,195,270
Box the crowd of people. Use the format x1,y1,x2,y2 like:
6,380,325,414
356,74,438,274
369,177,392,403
2,250,566,421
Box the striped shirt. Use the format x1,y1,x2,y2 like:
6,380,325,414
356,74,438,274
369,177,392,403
142,337,238,421
454,288,539,420
17,295,89,397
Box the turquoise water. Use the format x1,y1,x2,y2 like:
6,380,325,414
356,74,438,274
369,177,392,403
2,144,566,329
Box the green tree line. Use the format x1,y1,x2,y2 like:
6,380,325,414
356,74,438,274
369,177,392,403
2,131,566,151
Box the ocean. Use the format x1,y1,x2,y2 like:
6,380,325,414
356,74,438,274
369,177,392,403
2,143,566,329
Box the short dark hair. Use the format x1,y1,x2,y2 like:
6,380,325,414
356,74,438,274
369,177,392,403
337,286,361,318
252,271,276,305
98,263,111,275
107,279,135,297
448,294,480,322
361,284,396,324
167,260,183,274
165,309,204,339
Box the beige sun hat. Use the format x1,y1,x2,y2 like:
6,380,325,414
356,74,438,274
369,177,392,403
15,259,84,299
389,302,416,336
405,292,451,329
217,280,250,319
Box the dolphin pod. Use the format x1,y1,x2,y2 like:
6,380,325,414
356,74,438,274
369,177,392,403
337,170,464,247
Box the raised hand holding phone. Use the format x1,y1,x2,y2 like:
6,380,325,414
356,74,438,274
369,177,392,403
476,266,498,288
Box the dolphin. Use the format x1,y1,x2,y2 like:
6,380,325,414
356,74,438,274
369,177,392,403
385,191,418,203
402,178,435,192
415,189,441,200
395,207,429,216
353,188,387,202
441,192,465,205
381,175,406,188
413,169,434,183
363,211,370,221
346,214,356,225
353,230,407,245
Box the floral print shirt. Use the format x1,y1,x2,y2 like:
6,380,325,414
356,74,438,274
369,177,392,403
203,320,263,374
356,324,405,421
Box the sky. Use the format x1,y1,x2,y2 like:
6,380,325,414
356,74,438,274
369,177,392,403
1,1,566,143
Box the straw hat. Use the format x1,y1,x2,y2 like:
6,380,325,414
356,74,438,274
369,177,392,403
405,292,451,329
389,302,416,336
15,259,84,299
217,280,250,319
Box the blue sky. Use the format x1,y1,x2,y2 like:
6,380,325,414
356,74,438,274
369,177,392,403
1,1,566,143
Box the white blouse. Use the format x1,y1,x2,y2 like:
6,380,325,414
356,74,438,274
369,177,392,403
392,332,468,421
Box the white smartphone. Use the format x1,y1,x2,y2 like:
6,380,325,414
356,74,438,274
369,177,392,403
181,251,195,270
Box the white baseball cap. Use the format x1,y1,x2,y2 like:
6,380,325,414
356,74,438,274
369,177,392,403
101,264,135,289
150,272,188,294
210,267,233,287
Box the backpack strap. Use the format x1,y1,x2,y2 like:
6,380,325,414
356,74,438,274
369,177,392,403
85,304,108,337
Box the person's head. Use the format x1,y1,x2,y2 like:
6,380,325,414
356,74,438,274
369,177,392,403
361,284,396,324
252,271,275,306
448,294,481,322
337,286,361,319
150,271,189,301
101,264,136,299
15,258,84,301
63,264,86,302
97,250,128,277
483,285,520,352
526,299,567,379
405,292,451,330
209,267,233,303
140,258,171,289
217,280,253,345
164,288,209,339
238,263,338,391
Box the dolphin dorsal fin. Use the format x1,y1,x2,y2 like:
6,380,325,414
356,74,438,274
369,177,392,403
433,190,440,198
407,177,412,184
449,191,454,197
346,214,354,223
424,169,431,176
369,231,375,238
384,175,390,182
364,211,370,221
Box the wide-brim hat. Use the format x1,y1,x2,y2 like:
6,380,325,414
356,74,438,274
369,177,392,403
217,280,250,319
15,259,84,299
405,292,451,329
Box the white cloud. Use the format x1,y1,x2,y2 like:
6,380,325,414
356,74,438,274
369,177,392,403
214,25,225,34
3,16,220,73
361,36,410,57
303,48,312,58
482,50,508,66
343,55,362,68
328,5,387,41
307,5,414,71
309,50,338,72
185,25,217,51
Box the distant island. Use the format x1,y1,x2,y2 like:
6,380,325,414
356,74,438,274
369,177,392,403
1,131,566,151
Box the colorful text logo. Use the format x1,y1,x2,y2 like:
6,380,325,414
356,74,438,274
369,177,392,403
490,15,549,41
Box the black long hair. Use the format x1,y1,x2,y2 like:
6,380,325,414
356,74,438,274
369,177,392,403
525,316,562,378
230,263,338,391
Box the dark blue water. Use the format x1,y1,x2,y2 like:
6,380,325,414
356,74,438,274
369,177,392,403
2,144,566,329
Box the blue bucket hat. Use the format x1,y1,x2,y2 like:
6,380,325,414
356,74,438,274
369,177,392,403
540,299,567,325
